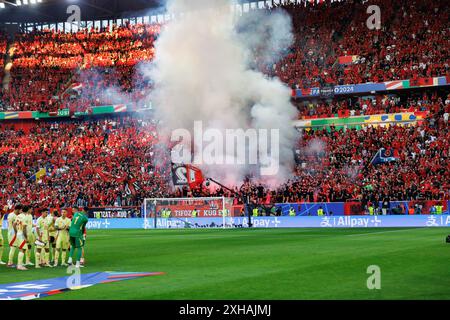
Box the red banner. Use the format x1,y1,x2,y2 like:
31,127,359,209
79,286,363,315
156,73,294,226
344,202,365,215
411,77,434,87
156,199,232,218
186,164,205,189
338,110,350,118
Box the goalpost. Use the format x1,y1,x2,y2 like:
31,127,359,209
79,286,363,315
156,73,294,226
143,197,235,229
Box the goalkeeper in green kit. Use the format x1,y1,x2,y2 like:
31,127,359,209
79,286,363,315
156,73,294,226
68,207,89,268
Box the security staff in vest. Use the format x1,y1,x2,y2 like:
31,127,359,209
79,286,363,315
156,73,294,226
220,208,229,217
166,208,172,218
191,208,198,218
317,206,324,216
368,205,374,215
289,207,296,217
252,206,259,217
436,203,443,215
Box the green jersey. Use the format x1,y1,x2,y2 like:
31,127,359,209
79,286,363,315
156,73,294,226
69,212,88,238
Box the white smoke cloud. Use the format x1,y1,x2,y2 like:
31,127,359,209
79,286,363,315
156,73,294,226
145,0,299,187
304,138,327,157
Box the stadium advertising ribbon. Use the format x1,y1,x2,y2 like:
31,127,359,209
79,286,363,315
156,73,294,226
0,272,164,300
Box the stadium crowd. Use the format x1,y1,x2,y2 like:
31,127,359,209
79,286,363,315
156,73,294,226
269,0,449,88
0,116,172,208
1,23,158,112
0,0,447,112
296,91,448,119
199,101,449,206
0,95,448,208
0,0,448,209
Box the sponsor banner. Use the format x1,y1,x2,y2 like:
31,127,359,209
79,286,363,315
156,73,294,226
86,218,144,229
296,83,385,98
2,112,20,119
84,215,450,230
91,105,127,115
293,76,448,98
319,86,335,98
88,207,140,219
0,105,129,121
57,109,71,117
294,112,429,131
0,272,164,300
3,201,447,230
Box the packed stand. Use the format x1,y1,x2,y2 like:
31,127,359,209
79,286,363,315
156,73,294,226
266,0,449,88
203,95,450,205
0,116,172,208
1,96,448,208
296,91,447,118
2,23,159,112
0,0,448,113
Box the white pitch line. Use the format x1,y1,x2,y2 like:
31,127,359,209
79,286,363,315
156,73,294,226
84,234,113,238
346,228,422,237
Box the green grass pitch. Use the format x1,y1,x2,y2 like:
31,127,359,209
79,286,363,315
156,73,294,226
1,227,449,300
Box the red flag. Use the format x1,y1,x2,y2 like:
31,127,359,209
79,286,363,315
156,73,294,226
185,165,205,189
338,109,350,118
419,78,433,86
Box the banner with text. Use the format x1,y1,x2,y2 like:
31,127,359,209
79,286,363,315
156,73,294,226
77,215,450,230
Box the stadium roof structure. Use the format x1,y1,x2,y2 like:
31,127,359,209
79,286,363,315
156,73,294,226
0,0,166,23
0,0,290,25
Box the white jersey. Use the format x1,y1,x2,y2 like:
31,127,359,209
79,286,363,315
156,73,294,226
7,211,17,239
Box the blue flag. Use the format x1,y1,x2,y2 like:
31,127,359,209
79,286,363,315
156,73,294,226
29,164,54,183
370,148,397,166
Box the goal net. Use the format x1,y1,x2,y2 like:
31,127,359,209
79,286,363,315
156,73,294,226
143,197,235,229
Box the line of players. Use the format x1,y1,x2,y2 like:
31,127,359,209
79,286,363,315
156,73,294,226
0,204,88,270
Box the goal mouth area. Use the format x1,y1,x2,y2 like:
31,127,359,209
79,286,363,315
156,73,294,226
143,197,235,229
